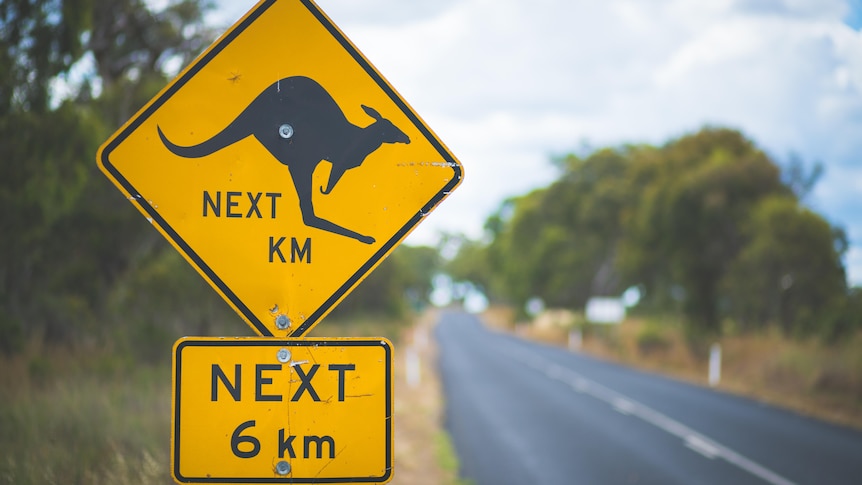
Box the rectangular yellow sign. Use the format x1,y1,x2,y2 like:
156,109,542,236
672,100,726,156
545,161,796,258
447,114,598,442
171,338,393,484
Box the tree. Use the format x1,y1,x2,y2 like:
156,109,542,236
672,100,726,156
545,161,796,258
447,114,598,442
721,195,847,335
445,236,493,300
780,153,823,201
0,0,218,352
0,0,91,114
329,245,442,319
87,0,217,125
475,148,633,314
0,103,106,350
619,128,790,333
396,245,441,311
471,126,851,339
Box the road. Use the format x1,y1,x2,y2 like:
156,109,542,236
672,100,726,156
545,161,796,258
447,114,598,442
435,310,862,485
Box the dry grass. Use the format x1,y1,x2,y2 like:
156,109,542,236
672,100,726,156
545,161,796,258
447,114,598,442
716,330,862,428
388,310,462,485
0,312,462,485
0,350,170,485
490,306,862,430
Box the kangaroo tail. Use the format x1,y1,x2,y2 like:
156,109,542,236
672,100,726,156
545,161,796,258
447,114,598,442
157,118,249,159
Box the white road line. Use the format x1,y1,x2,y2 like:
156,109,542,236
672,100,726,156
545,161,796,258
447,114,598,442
612,397,636,415
504,344,797,485
685,435,720,459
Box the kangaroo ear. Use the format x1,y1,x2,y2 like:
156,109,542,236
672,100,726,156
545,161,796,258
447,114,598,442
362,105,382,121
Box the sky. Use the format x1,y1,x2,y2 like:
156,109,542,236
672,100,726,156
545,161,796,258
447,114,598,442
209,0,862,285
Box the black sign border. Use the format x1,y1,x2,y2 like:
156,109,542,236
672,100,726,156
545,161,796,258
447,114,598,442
171,337,393,483
98,0,463,337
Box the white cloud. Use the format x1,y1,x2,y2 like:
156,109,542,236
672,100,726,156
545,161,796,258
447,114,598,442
215,0,862,283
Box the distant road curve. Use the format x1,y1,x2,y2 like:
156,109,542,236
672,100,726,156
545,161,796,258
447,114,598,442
435,310,862,485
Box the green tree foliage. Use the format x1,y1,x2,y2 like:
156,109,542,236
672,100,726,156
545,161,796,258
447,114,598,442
781,153,823,201
107,248,240,362
329,245,442,320
620,128,791,332
87,0,217,125
721,195,847,335
825,287,862,342
0,0,219,353
445,236,493,299
0,103,106,349
478,148,632,314
0,0,91,114
396,245,441,310
459,127,856,338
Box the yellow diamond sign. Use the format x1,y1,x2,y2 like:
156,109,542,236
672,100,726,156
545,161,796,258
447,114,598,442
171,337,392,483
96,0,462,337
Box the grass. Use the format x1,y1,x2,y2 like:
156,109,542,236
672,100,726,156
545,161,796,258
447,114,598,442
716,329,862,426
385,310,467,485
0,351,170,485
435,431,474,485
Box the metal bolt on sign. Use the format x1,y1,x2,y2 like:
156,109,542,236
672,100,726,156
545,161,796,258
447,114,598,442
275,460,291,475
278,123,294,139
277,348,291,363
275,314,291,329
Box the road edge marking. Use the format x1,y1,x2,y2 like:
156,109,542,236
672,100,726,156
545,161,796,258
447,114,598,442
504,344,797,485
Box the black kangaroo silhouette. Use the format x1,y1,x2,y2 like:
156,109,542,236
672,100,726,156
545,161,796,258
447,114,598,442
157,75,411,244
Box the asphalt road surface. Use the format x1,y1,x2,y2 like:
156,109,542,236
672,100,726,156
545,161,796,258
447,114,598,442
436,310,862,485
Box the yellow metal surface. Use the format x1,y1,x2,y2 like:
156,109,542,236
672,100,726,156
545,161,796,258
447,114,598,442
171,337,393,484
96,0,462,337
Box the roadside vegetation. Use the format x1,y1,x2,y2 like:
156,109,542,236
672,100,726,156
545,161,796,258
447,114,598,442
484,307,862,429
